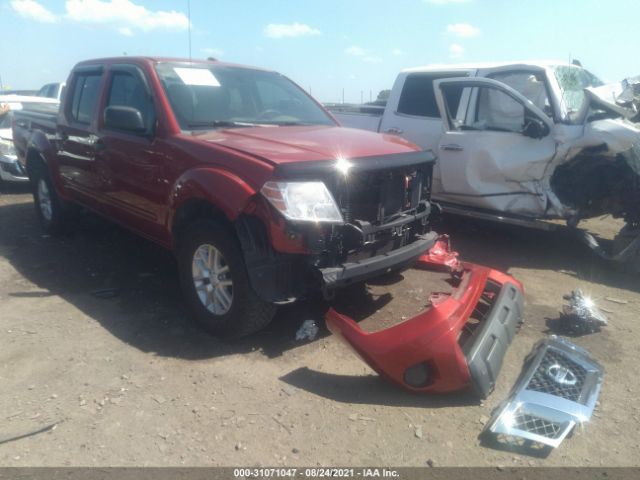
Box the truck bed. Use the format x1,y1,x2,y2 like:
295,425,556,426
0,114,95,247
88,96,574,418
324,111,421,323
12,105,59,166
324,103,384,132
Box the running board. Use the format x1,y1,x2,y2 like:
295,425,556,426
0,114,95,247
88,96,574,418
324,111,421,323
438,203,562,232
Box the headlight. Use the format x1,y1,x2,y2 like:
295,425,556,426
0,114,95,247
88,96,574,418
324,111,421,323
0,139,16,157
261,181,343,223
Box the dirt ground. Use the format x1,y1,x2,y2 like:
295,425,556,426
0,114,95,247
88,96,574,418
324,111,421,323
0,183,638,467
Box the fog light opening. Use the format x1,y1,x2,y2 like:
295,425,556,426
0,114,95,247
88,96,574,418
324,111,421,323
403,362,432,388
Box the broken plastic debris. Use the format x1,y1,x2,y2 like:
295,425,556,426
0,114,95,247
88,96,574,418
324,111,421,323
560,289,608,335
295,320,319,341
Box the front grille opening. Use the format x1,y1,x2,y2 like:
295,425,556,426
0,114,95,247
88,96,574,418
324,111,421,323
332,165,432,225
457,279,501,349
526,348,588,403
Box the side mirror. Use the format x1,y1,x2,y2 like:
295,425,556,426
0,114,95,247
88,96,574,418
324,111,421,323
104,106,146,133
522,117,549,139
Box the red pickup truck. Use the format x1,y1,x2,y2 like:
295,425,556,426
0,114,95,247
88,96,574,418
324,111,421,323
13,57,523,396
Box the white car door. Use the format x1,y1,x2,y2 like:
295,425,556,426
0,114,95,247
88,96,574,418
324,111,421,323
432,77,557,217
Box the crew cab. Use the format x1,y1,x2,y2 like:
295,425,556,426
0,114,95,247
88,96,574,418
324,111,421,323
11,56,446,337
329,62,640,263
12,57,526,397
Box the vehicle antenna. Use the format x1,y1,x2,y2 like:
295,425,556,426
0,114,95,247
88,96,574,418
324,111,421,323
187,0,192,63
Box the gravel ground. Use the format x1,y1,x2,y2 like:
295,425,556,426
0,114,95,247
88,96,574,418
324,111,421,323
0,184,638,467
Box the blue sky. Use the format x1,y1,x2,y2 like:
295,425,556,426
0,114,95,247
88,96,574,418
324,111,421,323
0,0,637,103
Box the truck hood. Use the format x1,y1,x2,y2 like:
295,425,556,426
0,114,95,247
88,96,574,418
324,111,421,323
585,75,640,121
192,125,422,165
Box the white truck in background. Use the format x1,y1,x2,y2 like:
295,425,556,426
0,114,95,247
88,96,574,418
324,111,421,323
327,61,640,263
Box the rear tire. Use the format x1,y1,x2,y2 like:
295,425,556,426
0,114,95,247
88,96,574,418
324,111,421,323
30,161,76,234
177,220,277,337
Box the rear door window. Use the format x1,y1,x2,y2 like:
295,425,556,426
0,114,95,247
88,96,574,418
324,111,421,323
397,72,468,118
69,72,103,124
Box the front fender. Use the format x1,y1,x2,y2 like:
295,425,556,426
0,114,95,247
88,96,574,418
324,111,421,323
168,167,257,227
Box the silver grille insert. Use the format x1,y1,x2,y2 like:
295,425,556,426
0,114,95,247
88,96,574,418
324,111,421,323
527,349,587,402
484,336,603,449
512,410,563,439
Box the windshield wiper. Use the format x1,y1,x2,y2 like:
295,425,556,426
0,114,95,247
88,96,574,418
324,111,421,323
186,120,262,129
261,121,319,126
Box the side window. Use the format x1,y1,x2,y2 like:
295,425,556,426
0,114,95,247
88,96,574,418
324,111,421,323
476,87,525,132
69,73,102,124
397,73,467,118
441,84,525,133
488,71,552,117
106,70,155,131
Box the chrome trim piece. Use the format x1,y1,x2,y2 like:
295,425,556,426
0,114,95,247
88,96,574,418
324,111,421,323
484,336,603,449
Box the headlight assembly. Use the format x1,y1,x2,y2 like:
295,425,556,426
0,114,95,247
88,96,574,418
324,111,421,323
261,181,343,223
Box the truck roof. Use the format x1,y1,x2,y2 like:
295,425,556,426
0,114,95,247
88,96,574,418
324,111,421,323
401,60,577,74
73,56,276,73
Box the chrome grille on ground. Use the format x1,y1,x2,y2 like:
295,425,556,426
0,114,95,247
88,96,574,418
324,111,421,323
527,348,587,402
512,409,563,440
484,336,603,450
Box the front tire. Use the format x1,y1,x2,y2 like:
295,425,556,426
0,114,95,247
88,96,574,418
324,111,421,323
178,221,277,337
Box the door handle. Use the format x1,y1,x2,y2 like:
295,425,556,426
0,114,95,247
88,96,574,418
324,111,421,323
385,127,403,134
440,143,464,152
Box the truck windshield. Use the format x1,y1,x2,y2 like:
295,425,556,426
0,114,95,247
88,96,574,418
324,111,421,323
155,63,335,130
552,65,604,123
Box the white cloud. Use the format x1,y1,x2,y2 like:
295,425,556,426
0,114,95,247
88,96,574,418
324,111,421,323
65,0,189,34
263,22,321,39
446,23,480,37
392,48,406,56
345,46,366,57
345,46,383,64
449,43,465,58
425,0,471,4
10,0,57,23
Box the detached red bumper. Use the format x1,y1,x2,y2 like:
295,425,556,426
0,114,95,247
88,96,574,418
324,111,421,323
325,243,524,398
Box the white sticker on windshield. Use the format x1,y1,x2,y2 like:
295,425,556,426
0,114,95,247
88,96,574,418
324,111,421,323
174,67,221,87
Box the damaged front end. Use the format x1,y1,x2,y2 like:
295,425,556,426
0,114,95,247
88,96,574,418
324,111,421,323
325,243,524,399
549,76,640,262
238,151,438,303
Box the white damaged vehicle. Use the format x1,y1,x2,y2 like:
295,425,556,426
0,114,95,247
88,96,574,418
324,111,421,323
0,95,59,186
329,62,640,263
